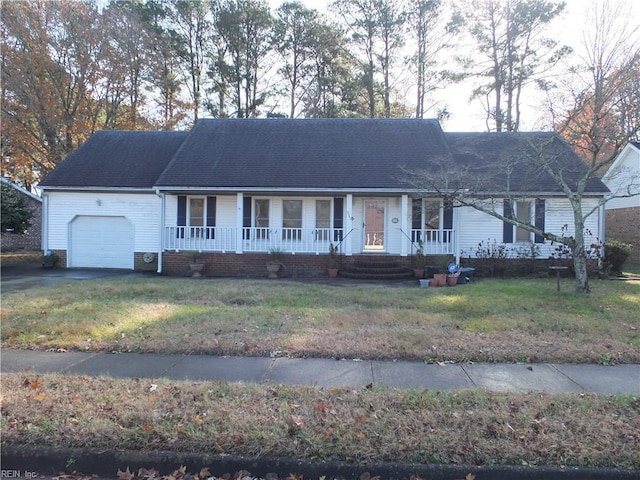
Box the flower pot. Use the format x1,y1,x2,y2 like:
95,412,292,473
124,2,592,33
414,268,424,279
446,275,458,286
419,279,430,288
327,268,339,278
432,273,447,286
189,262,204,278
266,261,282,278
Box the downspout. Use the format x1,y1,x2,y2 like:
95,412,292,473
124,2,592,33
454,203,461,265
599,201,606,270
41,192,48,253
156,190,164,274
345,194,353,256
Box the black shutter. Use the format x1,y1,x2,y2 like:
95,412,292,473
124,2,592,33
333,197,344,241
503,199,513,243
243,196,252,239
206,196,216,239
412,198,422,230
177,196,186,238
534,199,545,244
443,200,453,230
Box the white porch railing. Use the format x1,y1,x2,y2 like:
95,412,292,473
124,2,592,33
411,228,454,255
164,226,345,254
163,226,454,255
165,227,237,252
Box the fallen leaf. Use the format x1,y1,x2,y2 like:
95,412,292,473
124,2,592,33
117,468,134,480
34,393,47,402
194,414,203,424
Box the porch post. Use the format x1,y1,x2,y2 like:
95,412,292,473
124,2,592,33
454,204,460,265
236,193,244,254
345,194,353,256
400,194,409,256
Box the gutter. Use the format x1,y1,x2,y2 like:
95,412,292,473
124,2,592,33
156,189,164,274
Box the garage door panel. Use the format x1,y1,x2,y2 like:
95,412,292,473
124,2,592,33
70,216,134,269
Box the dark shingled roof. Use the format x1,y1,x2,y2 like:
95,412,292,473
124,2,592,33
156,118,451,189
39,130,189,188
39,120,609,195
445,132,609,194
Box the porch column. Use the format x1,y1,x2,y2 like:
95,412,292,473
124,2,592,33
157,191,165,274
345,194,353,256
454,204,460,265
400,194,409,256
236,193,244,254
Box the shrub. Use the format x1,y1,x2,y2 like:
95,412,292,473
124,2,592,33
604,240,633,273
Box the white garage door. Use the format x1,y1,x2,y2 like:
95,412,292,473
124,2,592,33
70,216,134,269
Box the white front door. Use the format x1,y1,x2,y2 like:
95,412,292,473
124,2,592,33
363,200,385,251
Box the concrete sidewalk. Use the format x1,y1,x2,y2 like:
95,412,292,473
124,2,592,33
2,349,639,394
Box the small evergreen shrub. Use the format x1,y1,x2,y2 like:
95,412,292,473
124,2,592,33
604,240,633,273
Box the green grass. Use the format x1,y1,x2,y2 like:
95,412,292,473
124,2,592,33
2,276,639,363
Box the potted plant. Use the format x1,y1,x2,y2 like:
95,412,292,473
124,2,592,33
186,251,204,277
41,250,60,269
266,249,283,278
327,243,339,277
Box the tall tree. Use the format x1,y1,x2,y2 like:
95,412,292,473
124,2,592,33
166,0,211,123
459,0,567,131
405,0,459,119
1,0,108,186
331,0,380,117
551,0,640,164
272,1,319,118
215,0,273,118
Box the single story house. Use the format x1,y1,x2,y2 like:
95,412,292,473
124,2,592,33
38,119,609,276
602,142,640,263
1,176,42,252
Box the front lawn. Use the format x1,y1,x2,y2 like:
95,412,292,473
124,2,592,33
2,276,639,364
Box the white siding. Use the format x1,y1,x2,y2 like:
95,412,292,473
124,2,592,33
45,191,161,254
457,197,603,259
603,147,640,210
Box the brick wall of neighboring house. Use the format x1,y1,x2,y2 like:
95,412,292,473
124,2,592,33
606,207,640,264
0,191,42,252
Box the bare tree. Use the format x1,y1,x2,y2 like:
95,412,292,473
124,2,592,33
405,132,608,293
459,0,568,132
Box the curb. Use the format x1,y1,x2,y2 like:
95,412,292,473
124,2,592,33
2,446,639,480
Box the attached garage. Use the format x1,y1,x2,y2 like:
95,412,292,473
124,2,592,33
69,216,134,269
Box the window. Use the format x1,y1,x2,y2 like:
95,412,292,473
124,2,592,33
283,199,302,240
189,198,204,227
316,200,330,240
515,200,532,242
503,199,545,244
254,199,269,239
177,195,215,238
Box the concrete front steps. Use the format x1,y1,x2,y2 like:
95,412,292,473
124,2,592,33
339,256,415,281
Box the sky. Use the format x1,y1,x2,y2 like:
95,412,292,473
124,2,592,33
268,0,640,132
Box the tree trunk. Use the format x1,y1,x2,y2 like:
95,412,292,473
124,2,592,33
572,250,590,293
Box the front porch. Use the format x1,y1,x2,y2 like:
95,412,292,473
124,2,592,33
163,226,455,256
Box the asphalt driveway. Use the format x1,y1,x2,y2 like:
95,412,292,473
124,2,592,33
1,264,150,293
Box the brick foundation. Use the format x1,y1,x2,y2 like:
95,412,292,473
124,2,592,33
606,207,640,263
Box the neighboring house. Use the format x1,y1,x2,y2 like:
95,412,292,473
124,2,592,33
602,142,640,263
0,177,42,252
38,119,609,276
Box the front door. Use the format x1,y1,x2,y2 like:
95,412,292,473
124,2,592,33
363,200,385,251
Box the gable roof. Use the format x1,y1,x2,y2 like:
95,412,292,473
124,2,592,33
39,130,189,189
602,141,640,183
1,177,42,202
156,118,451,190
445,132,609,194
